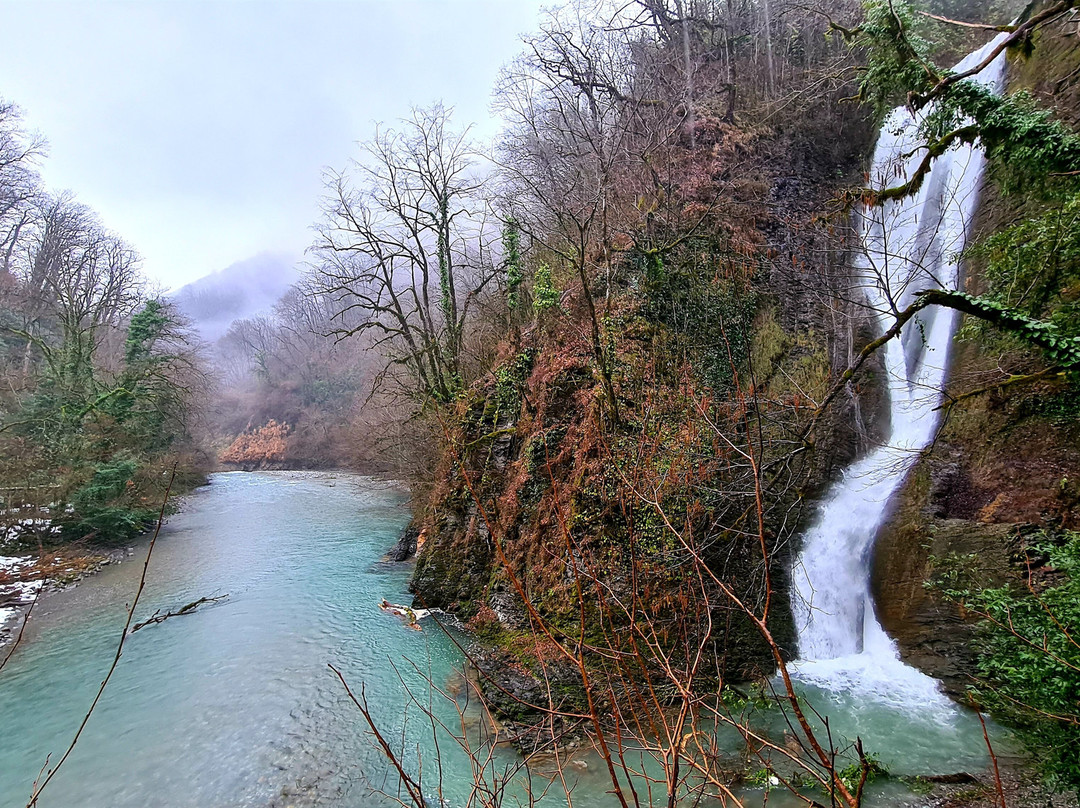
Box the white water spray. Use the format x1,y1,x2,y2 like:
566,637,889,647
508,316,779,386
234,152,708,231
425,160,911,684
790,36,1010,708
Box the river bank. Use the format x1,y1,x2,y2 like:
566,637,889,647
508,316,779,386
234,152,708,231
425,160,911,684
0,544,138,649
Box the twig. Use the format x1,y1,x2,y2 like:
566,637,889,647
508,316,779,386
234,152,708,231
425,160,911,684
329,663,428,808
0,576,44,673
975,707,1007,808
801,294,932,443
934,366,1065,411
918,11,1016,32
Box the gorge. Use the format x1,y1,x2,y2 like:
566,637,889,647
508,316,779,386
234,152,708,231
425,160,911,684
0,473,1001,808
2,1,1079,806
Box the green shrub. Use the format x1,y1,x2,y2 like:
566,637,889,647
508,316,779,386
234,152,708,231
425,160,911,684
63,459,158,543
937,531,1080,795
532,263,561,314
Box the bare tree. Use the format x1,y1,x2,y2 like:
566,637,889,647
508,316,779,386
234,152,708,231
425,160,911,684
0,101,45,277
8,193,144,400
311,104,500,406
494,3,688,424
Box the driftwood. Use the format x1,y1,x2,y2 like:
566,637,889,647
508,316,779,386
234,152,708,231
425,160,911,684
130,594,229,634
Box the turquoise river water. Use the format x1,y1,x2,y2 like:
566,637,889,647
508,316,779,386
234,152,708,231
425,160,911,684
0,472,1005,807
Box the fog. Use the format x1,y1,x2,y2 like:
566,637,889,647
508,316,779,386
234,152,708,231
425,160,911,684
0,1,546,292
171,253,300,342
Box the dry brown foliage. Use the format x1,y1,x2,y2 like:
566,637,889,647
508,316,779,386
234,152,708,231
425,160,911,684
219,419,291,466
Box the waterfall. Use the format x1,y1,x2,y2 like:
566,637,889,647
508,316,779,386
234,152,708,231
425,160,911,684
789,36,1009,707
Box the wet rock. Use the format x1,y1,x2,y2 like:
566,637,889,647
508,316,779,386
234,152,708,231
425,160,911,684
926,456,989,520
873,509,1014,697
924,772,980,784
491,420,516,471
927,461,964,518
488,588,527,629
409,508,492,614
105,547,129,565
386,524,419,562
471,648,585,754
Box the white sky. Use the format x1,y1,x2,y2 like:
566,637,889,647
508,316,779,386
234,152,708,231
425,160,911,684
0,0,548,290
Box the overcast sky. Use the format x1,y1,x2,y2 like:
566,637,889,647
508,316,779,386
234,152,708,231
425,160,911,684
0,0,547,291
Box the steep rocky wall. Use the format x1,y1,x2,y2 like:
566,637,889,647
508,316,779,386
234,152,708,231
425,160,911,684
409,111,881,688
872,392,1080,694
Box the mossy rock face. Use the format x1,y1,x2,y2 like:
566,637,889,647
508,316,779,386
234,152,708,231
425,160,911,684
406,66,882,730
410,507,492,617
470,647,586,753
872,388,1080,697
873,489,1015,696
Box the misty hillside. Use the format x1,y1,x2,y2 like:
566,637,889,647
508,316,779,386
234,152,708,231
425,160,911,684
171,252,300,341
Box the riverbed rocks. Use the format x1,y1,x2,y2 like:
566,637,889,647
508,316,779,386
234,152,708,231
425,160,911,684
918,754,1079,808
487,587,528,629
0,541,132,648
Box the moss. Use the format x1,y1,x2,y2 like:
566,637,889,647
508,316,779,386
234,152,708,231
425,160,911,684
750,307,791,376
748,308,831,408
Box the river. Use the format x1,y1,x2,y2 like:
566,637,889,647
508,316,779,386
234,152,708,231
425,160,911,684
0,472,1003,808
0,472,470,807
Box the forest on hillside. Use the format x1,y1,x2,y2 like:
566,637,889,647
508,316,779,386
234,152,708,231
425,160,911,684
2,0,1080,805
0,108,210,546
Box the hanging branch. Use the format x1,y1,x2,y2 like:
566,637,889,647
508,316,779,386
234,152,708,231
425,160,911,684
934,366,1066,412
803,288,1080,444
854,125,980,207
908,0,1078,111
917,11,1016,32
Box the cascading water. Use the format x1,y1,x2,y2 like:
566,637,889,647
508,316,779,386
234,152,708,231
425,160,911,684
790,35,1010,708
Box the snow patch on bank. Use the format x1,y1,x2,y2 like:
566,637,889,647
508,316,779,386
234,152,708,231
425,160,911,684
0,554,39,637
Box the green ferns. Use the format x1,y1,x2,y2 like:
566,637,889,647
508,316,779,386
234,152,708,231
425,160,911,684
503,219,523,313
532,264,561,315
638,239,758,390
919,290,1080,371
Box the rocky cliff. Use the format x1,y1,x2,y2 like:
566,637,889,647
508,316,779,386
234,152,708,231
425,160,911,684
409,108,880,693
